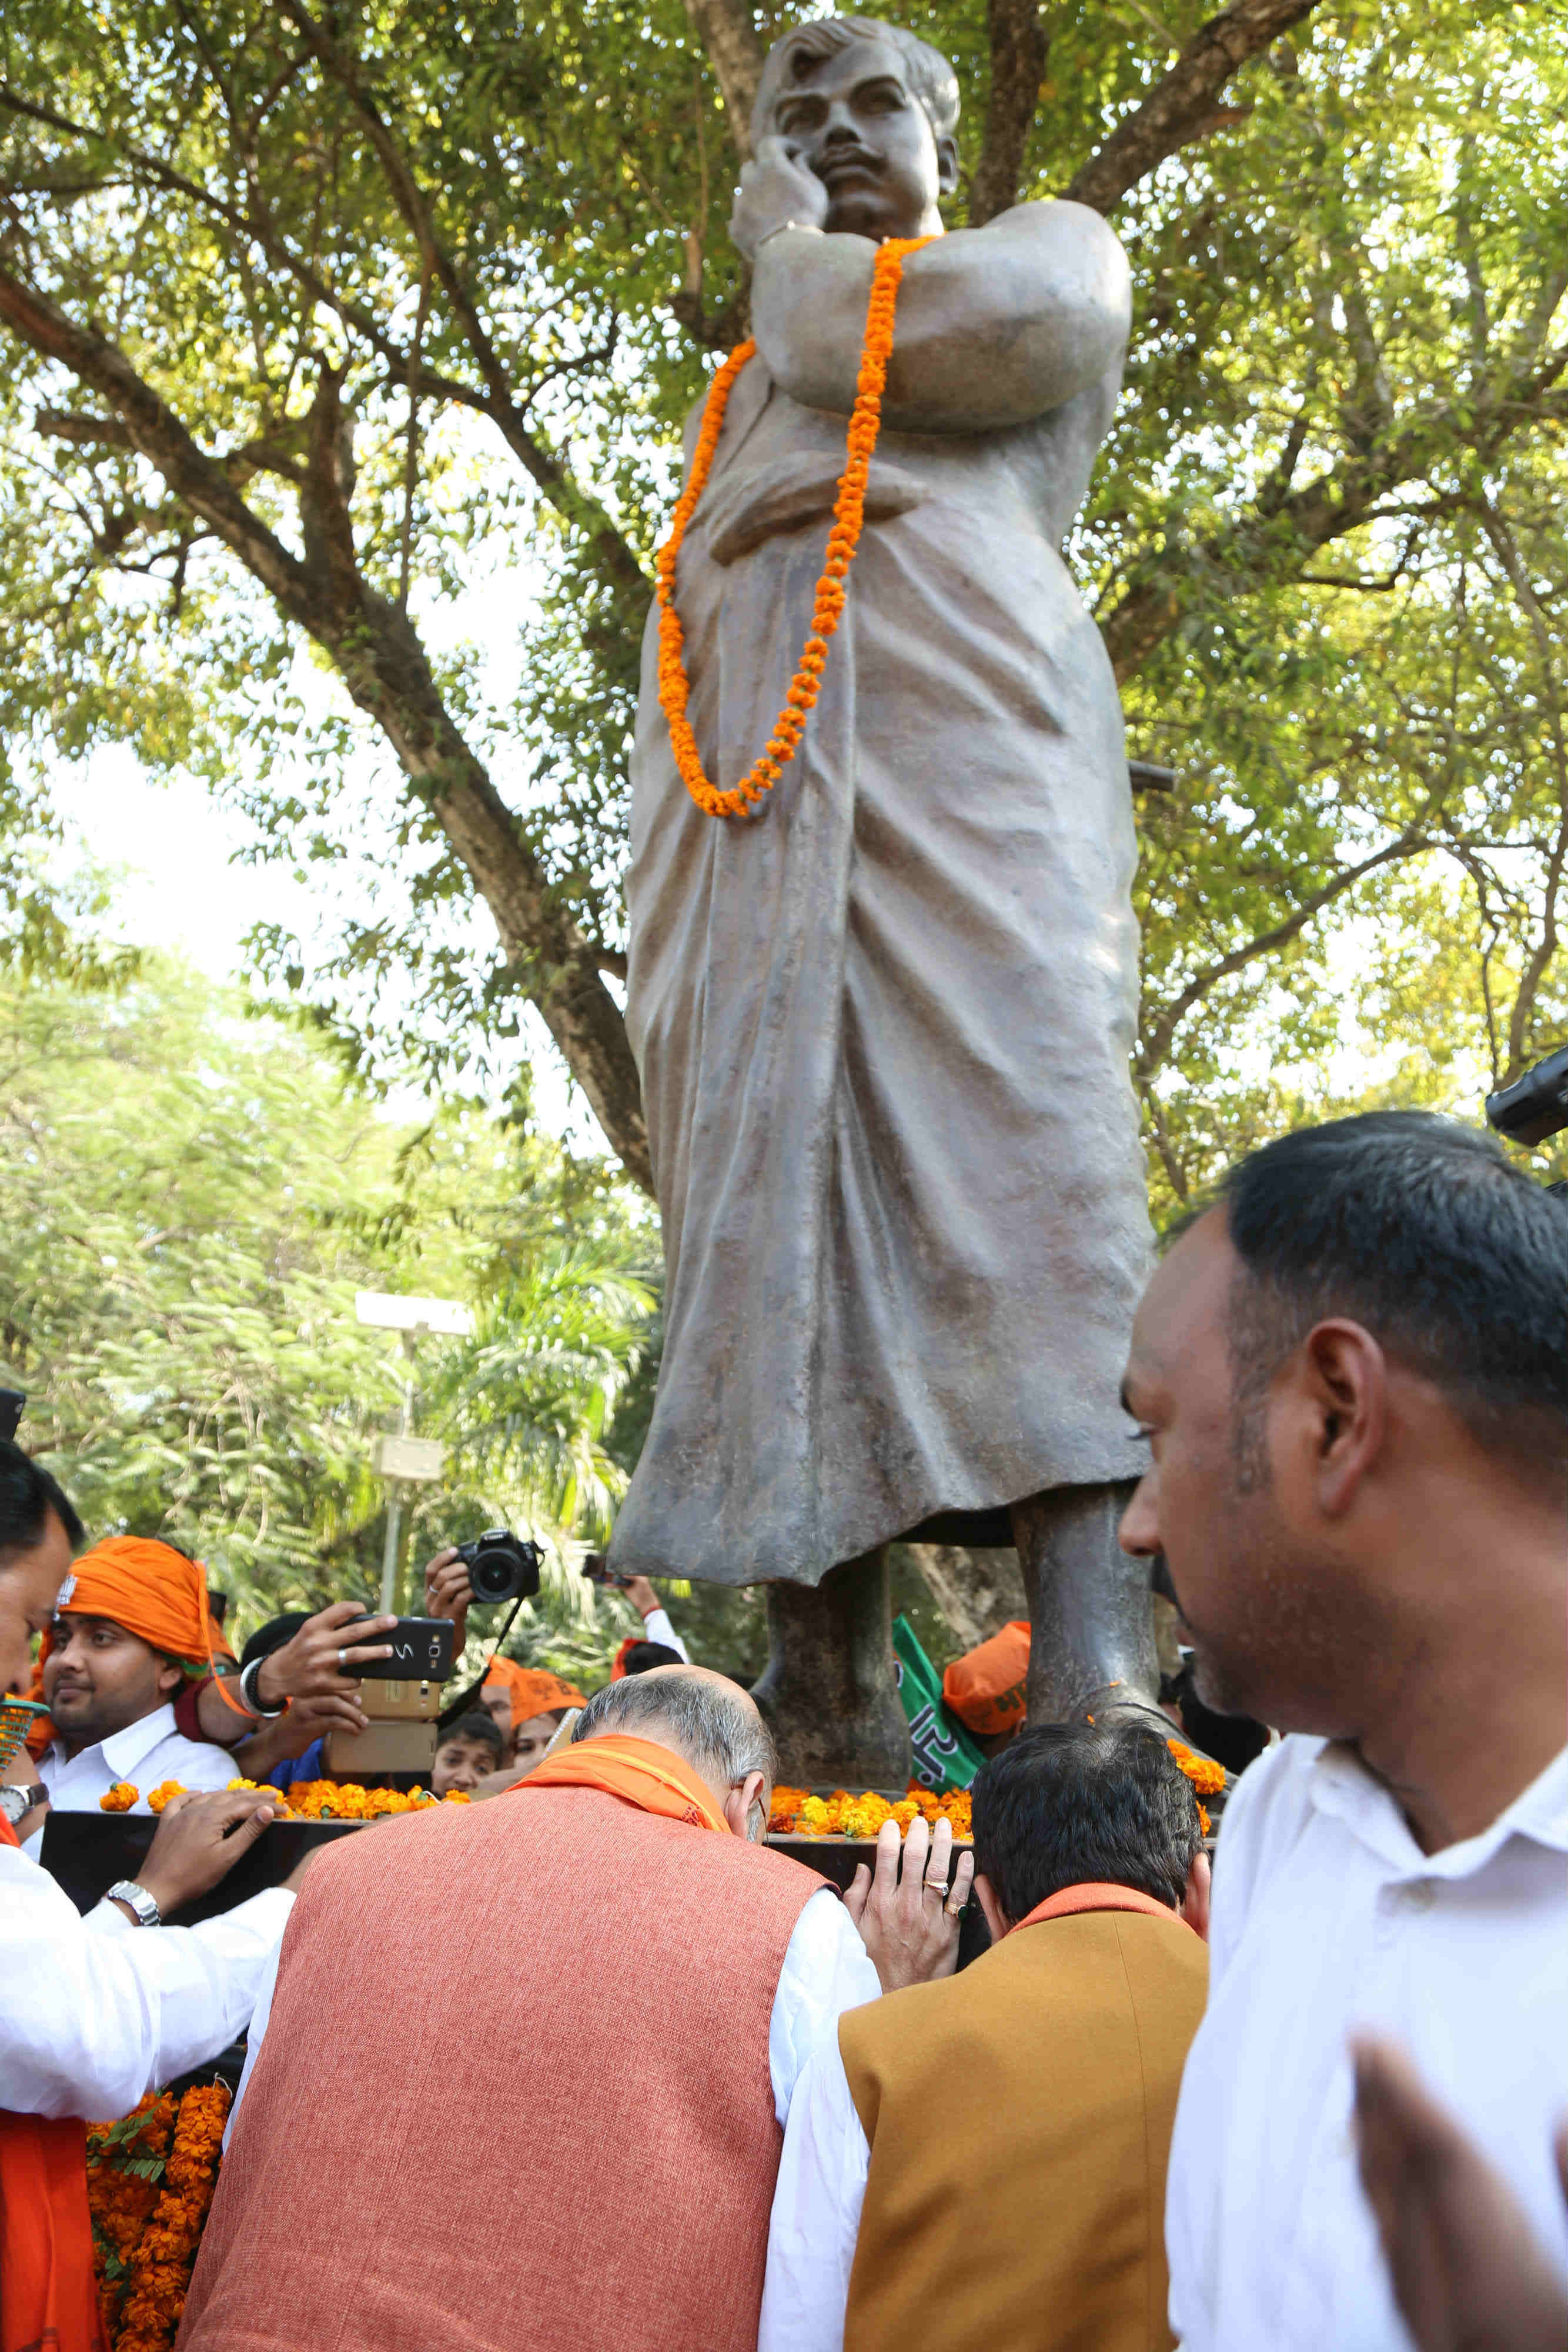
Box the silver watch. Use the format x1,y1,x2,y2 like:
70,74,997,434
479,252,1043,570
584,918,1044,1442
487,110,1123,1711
0,1783,46,1829
105,1879,162,1927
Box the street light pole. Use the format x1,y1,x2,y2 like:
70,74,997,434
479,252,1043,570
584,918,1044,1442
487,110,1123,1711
377,1333,420,1613
356,1291,472,1616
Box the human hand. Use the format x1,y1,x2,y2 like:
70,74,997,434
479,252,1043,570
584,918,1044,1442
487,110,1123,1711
730,134,828,260
133,1788,280,1917
844,1813,975,1993
253,1599,397,1716
1352,2034,1568,2352
424,1548,470,1653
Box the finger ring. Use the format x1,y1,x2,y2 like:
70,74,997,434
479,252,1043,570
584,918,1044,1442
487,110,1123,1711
945,1896,966,1917
336,1649,346,1668
925,1878,950,1899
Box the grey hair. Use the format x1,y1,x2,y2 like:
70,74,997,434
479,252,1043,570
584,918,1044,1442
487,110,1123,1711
571,1669,777,1790
751,15,961,149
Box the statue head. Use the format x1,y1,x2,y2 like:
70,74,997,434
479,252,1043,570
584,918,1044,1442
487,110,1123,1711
751,16,961,244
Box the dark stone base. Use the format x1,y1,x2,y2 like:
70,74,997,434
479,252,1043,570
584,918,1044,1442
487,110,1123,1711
751,1548,912,1787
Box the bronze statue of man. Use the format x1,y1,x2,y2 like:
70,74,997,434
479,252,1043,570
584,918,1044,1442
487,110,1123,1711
609,14,1158,1776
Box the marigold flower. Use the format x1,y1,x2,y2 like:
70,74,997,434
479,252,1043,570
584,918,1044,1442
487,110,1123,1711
655,235,934,820
99,1782,139,1812
1167,1739,1227,1798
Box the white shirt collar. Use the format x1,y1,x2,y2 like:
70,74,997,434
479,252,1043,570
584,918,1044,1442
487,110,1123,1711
56,1702,184,1778
1306,1735,1568,1876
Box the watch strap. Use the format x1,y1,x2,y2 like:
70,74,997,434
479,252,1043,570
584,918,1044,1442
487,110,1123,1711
105,1879,162,1927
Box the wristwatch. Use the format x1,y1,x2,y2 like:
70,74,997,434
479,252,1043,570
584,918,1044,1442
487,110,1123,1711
104,1880,162,1927
0,1783,46,1829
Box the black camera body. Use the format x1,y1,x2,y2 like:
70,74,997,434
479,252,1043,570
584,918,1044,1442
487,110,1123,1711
457,1526,543,1605
1486,1044,1568,1150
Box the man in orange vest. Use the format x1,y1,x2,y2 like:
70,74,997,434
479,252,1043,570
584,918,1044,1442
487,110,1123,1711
759,1719,1211,2352
183,1663,968,2352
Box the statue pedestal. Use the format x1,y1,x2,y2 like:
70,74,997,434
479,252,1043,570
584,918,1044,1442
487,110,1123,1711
751,1548,912,1788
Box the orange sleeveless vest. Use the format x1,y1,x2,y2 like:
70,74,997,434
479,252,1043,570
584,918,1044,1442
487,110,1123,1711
179,1785,825,2352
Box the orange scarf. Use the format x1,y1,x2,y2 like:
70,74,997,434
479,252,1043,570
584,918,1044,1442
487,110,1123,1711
506,1733,730,1834
0,1815,108,2352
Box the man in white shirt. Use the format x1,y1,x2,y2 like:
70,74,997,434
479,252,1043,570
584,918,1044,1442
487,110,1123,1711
31,1535,253,1820
1118,1110,1568,2348
2,1485,296,2343
3,1786,295,2116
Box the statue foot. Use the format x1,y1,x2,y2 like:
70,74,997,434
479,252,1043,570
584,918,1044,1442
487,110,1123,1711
751,1548,912,1789
1010,1481,1161,1725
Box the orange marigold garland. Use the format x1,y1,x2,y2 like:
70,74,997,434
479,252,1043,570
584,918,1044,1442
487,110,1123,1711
113,2080,229,2352
87,2093,176,2340
769,1782,971,1841
656,234,934,820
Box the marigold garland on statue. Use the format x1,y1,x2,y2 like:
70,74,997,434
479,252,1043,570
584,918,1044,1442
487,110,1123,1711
656,234,934,820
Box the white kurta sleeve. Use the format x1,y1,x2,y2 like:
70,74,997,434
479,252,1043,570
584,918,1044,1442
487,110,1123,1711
224,1935,282,2146
767,1887,882,2124
1,1844,292,2121
758,2028,869,2352
639,1606,690,1663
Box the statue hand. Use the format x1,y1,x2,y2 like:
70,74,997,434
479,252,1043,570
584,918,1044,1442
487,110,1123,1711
730,135,828,261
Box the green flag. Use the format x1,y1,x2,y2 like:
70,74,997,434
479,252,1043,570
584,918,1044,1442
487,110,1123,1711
891,1613,987,1792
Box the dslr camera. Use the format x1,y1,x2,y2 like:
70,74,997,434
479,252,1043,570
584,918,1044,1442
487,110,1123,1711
457,1526,543,1605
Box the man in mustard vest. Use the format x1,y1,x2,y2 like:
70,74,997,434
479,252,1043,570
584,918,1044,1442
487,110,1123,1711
759,1720,1210,2351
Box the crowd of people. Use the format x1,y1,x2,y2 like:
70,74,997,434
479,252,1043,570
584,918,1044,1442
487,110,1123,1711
1,1109,1564,2351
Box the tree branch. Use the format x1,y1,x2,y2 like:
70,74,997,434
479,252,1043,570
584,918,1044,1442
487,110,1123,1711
1137,830,1426,1077
0,72,650,612
677,0,764,159
968,0,1049,228
0,261,652,1190
278,2,651,612
1102,353,1568,681
1065,0,1321,215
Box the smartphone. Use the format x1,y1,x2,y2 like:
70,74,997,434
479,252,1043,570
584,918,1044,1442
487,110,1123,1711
352,1616,456,1682
580,1554,627,1589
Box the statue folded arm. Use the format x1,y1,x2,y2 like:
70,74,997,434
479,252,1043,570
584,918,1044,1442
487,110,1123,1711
750,203,1131,436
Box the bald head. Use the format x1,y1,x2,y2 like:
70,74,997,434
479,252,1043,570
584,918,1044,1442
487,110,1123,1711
572,1664,777,1833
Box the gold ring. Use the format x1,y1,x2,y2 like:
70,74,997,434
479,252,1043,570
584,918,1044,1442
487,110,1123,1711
925,1879,950,1899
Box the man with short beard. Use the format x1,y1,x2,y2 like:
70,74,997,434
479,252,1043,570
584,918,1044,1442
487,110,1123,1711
1118,1112,1567,2347
32,1535,254,1816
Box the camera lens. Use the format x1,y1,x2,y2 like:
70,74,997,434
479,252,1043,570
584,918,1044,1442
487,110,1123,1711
462,1529,542,1606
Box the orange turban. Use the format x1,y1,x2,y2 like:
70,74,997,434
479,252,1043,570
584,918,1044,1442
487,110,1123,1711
482,1657,585,1728
942,1619,1031,1736
49,1536,235,1672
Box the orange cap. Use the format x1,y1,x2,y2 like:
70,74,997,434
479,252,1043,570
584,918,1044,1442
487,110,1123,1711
482,1656,585,1728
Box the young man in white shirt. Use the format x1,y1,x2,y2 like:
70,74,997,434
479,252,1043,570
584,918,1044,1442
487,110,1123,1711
1118,1110,1568,2349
